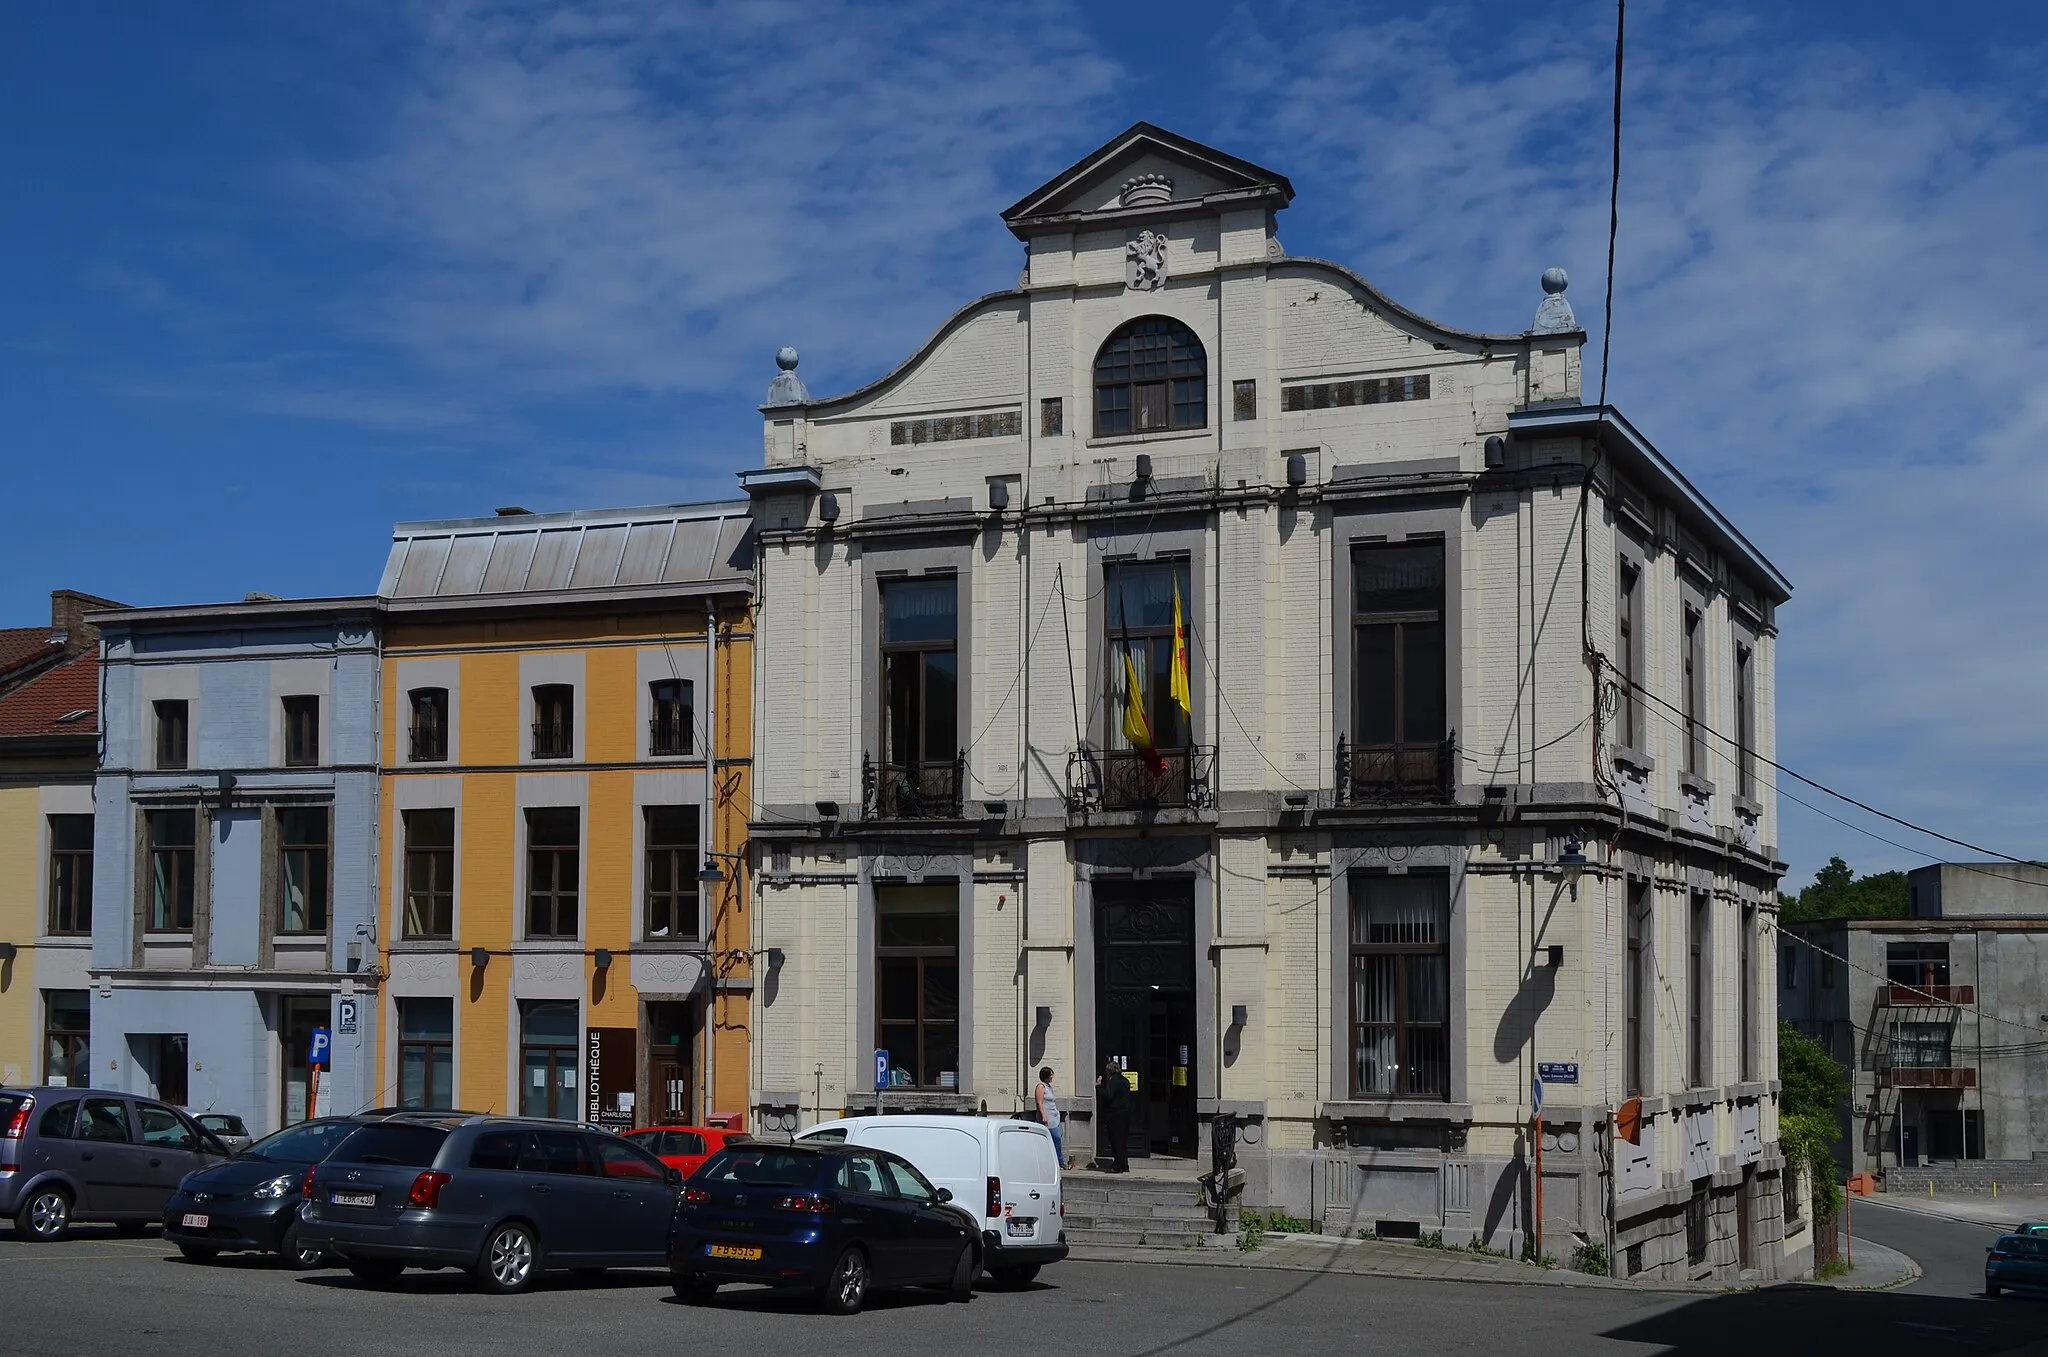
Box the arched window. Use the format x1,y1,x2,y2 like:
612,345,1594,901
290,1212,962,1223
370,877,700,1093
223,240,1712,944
1094,317,1206,436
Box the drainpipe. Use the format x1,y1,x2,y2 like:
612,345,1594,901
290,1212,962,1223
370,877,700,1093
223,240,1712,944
703,599,718,1126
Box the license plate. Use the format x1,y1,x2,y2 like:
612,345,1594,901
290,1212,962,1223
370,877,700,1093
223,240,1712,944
1006,1218,1035,1237
707,1243,762,1261
181,1214,209,1229
330,1191,377,1208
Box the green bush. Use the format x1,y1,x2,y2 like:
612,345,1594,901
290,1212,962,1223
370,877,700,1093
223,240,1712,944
1415,1230,1446,1249
1573,1241,1610,1276
1779,1021,1848,1218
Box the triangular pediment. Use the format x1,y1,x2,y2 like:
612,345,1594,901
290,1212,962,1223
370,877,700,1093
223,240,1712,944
1002,122,1293,229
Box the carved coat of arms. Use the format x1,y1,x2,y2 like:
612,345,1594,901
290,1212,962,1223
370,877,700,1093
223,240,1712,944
1126,230,1168,291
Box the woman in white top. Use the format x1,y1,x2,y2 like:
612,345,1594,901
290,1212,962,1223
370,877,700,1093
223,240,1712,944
1034,1066,1064,1167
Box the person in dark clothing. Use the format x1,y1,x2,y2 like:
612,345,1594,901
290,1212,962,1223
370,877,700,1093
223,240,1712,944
1094,1056,1131,1173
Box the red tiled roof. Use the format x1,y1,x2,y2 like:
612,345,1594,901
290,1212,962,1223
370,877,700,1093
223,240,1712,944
0,625,62,684
0,652,99,738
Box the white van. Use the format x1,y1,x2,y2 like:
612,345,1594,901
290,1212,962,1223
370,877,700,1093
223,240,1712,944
797,1115,1066,1286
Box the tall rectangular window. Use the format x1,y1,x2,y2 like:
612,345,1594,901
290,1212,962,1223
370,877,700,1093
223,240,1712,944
409,688,449,762
880,577,960,816
147,809,197,932
1885,942,1950,989
1105,559,1191,751
1739,906,1755,1082
397,998,454,1109
1232,378,1257,421
143,1034,189,1106
43,991,90,1087
47,814,93,935
1039,397,1064,438
1616,559,1640,749
402,809,455,939
1688,892,1709,1088
1682,606,1705,778
519,1000,580,1120
644,805,700,940
875,886,959,1090
1350,543,1447,785
525,807,580,938
279,807,329,934
1734,643,1755,798
1348,874,1451,1099
155,699,189,771
649,679,693,757
282,695,320,767
531,684,573,759
1888,1021,1952,1069
1626,880,1650,1096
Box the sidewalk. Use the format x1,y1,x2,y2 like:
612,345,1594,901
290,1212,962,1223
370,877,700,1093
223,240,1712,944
1808,1235,1921,1291
1069,1230,1722,1293
1854,1191,2048,1233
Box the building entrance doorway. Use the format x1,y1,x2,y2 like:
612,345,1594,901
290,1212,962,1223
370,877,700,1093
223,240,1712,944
644,1000,698,1126
1094,881,1197,1159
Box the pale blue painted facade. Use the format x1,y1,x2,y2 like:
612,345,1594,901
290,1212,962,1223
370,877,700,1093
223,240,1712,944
90,599,381,1136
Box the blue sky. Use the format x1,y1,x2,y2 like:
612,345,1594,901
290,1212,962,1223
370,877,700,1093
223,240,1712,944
5,1,2046,887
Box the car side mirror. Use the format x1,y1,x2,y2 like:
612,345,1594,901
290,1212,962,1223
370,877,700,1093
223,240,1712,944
936,1187,953,1203
666,1167,684,1187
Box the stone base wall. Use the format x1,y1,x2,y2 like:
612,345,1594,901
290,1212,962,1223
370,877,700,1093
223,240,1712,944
1885,1155,2048,1195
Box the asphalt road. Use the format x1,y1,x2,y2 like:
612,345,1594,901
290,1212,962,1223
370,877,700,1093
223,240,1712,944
3,1224,2045,1356
1850,1197,2040,1299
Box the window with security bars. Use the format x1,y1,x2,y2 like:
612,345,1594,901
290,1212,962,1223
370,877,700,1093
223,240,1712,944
1352,542,1446,764
47,814,93,935
1688,893,1709,1087
1040,397,1064,437
1888,1021,1952,1068
875,886,959,1090
649,679,693,756
525,807,580,938
403,809,454,938
1232,379,1256,421
644,805,700,940
1094,318,1206,436
1348,874,1450,1099
278,807,329,933
532,684,573,759
409,688,449,762
1625,879,1651,1096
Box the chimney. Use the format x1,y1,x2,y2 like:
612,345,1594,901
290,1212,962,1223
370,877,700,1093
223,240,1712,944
50,590,125,655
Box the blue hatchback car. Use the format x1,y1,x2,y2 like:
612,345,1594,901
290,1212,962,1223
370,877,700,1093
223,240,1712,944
1985,1233,2048,1297
669,1141,979,1315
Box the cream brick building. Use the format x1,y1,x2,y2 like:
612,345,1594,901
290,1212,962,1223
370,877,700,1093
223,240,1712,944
740,124,1803,1282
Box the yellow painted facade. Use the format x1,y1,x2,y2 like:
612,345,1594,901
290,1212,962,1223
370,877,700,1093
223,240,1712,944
0,785,40,1085
374,604,755,1126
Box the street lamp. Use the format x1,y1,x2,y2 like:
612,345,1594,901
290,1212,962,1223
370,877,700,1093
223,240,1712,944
1555,836,1590,900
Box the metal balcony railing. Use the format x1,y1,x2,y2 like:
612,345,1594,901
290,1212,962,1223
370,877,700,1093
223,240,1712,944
1878,1066,1977,1090
409,726,447,762
1878,984,1974,1007
1066,745,1217,813
531,721,573,759
648,716,692,757
1334,733,1455,805
863,753,965,820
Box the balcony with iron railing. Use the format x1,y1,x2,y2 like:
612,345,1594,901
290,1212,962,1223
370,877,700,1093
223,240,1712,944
531,721,573,760
1878,984,1975,1007
1334,733,1456,806
1878,1065,1977,1090
649,716,692,758
863,753,965,820
1067,745,1217,814
408,725,447,762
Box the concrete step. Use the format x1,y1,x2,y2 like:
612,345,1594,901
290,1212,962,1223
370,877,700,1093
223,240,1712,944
1064,1213,1220,1234
1064,1177,1206,1203
1063,1199,1216,1219
1063,1227,1231,1249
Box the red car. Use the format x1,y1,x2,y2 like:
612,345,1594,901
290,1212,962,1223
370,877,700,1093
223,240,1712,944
624,1125,749,1179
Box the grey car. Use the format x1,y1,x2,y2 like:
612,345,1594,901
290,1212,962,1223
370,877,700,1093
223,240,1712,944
1,1087,230,1240
296,1116,683,1293
194,1114,253,1155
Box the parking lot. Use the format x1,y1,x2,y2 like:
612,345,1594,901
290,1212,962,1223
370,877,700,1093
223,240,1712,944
6,1224,2048,1357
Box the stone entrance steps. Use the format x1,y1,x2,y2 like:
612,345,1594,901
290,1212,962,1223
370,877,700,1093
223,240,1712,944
1064,1171,1236,1248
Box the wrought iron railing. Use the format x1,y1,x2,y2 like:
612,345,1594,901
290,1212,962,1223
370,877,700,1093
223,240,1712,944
408,726,447,762
648,716,691,757
1066,745,1217,813
531,721,572,759
1878,1066,1976,1090
1333,733,1455,805
1879,984,1974,1007
862,753,965,820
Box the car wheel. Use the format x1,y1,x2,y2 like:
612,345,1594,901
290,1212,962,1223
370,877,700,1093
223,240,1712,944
347,1259,405,1285
671,1275,719,1305
947,1242,977,1302
177,1243,219,1264
474,1222,539,1295
818,1246,869,1315
988,1263,1040,1289
15,1187,71,1242
279,1221,326,1270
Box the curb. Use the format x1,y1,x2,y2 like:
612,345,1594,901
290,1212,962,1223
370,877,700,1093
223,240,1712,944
1066,1238,1726,1296
1819,1237,1923,1292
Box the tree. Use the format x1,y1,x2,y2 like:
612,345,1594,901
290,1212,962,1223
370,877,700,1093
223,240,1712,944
1778,1021,1847,1218
1779,856,1909,925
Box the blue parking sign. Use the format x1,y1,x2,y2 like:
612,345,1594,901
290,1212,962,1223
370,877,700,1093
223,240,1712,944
874,1049,889,1091
309,1026,331,1069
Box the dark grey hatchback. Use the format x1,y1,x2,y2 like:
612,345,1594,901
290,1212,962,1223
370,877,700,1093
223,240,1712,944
296,1117,682,1293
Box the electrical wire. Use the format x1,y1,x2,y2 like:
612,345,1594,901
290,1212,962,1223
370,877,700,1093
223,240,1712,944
1597,0,1625,409
1771,924,2048,1045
